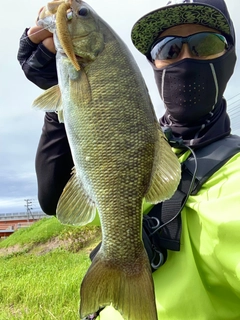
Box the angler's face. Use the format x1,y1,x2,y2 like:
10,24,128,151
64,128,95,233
151,24,228,68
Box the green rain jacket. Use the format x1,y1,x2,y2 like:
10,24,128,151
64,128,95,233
96,149,240,320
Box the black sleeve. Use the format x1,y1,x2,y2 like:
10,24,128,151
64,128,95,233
17,28,58,90
35,112,74,215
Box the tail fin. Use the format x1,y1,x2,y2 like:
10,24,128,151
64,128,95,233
80,250,158,320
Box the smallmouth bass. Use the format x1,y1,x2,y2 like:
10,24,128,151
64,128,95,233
33,1,181,319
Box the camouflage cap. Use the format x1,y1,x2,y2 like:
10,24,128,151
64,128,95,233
131,0,235,56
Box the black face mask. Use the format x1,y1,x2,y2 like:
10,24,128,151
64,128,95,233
153,46,236,126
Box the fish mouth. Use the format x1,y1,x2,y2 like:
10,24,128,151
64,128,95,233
75,55,85,63
58,49,82,59
71,34,91,42
71,31,91,38
75,52,97,63
58,50,87,63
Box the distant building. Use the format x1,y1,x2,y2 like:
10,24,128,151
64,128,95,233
0,211,48,238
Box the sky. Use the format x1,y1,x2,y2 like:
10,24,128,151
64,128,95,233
1,0,240,214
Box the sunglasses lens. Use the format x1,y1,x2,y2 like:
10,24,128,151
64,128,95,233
150,37,183,61
189,33,228,57
150,32,228,61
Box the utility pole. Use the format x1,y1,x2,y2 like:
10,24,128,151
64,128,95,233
24,199,34,223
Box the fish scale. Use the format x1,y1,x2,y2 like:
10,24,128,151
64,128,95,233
33,1,181,319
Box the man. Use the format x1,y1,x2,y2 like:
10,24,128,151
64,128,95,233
17,0,240,319
131,1,240,319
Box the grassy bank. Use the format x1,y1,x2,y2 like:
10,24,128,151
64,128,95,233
0,218,101,320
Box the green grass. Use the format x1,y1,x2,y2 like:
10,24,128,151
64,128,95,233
0,217,67,249
0,218,101,319
0,251,89,319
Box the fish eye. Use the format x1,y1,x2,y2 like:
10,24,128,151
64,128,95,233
78,7,89,16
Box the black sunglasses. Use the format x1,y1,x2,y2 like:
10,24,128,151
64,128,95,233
150,32,229,61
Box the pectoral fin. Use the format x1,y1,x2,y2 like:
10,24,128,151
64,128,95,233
70,70,92,104
32,85,63,122
145,126,181,204
32,85,62,110
57,168,97,226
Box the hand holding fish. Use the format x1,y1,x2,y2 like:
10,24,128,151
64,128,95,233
27,25,54,48
27,6,55,53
